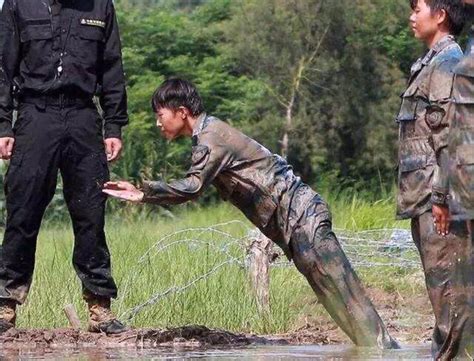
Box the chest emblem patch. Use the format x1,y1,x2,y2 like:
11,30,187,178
80,19,106,29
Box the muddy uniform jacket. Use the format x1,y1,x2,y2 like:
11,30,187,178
142,114,324,257
0,0,128,138
396,36,462,219
448,29,474,220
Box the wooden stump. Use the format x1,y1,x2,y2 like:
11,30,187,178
63,304,82,329
247,230,273,314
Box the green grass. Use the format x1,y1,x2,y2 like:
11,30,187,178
11,194,421,334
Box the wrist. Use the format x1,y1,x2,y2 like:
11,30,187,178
0,130,14,138
104,137,122,143
104,124,123,140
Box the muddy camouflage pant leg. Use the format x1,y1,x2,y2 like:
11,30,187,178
0,103,118,304
289,198,396,348
460,221,474,359
411,212,474,360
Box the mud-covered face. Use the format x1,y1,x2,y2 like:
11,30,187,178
409,0,444,43
155,107,186,140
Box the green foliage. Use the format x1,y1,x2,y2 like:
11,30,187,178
0,0,460,217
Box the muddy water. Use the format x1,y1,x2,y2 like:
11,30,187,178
0,344,432,360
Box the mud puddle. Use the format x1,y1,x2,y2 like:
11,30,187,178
0,344,432,360
0,326,433,360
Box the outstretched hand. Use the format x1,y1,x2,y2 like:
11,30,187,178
103,181,144,203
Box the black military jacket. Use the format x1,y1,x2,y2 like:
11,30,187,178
0,0,128,138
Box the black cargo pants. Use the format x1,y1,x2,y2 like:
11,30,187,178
0,98,118,304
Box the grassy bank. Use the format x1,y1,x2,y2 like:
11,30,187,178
11,194,422,335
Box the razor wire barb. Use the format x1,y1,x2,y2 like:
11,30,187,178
119,221,419,321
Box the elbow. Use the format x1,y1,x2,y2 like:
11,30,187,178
179,181,205,200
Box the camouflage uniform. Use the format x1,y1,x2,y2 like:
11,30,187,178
141,114,398,348
396,35,472,360
449,29,474,219
442,27,474,360
396,36,462,217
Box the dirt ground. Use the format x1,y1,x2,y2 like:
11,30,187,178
0,325,265,350
0,287,433,350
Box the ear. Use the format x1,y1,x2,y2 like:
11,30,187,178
178,106,191,119
436,8,448,27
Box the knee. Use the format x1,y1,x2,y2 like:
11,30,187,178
290,226,329,271
68,203,105,226
291,246,318,276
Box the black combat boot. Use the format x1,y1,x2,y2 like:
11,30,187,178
0,299,16,333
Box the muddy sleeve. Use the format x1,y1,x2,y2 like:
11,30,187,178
141,133,231,205
0,0,19,138
425,60,457,204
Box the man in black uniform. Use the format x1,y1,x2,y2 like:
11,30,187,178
0,0,128,334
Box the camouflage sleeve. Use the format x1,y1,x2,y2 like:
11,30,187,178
141,133,231,205
425,59,458,204
432,149,450,205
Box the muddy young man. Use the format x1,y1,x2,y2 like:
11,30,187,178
103,78,399,349
437,0,474,357
0,0,128,334
395,0,468,359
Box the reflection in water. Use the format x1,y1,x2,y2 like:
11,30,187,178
0,344,432,360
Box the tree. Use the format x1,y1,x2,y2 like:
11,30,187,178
223,0,333,159
223,0,419,186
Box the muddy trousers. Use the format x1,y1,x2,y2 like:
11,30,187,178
287,199,396,348
411,212,474,360
0,101,118,304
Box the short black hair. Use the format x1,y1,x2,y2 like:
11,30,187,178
409,0,465,35
151,77,205,116
466,3,474,24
